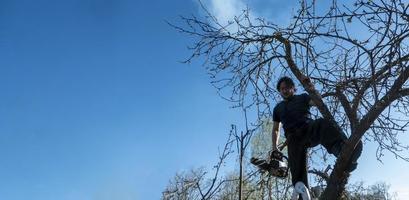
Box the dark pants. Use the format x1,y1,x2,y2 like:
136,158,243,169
286,118,362,188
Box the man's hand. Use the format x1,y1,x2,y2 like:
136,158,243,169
301,75,314,91
301,75,310,84
270,141,286,159
278,140,287,151
301,75,321,106
272,146,278,153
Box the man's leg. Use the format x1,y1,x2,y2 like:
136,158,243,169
310,118,362,172
287,137,309,188
330,140,362,172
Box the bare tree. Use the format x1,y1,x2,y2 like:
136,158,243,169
232,119,253,200
171,0,409,199
162,131,235,200
163,114,297,200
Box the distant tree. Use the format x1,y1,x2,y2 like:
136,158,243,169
162,168,206,200
162,132,235,200
347,181,397,200
251,119,276,158
172,0,409,198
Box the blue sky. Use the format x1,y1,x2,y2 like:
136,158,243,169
0,0,408,199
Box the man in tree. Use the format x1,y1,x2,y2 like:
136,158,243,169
272,76,363,196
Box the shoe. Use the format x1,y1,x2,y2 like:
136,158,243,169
291,181,311,200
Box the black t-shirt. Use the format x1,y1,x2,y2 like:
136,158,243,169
273,93,312,132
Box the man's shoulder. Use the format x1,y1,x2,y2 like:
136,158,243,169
294,93,310,101
274,101,285,110
296,93,309,98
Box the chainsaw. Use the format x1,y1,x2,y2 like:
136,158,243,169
250,150,289,178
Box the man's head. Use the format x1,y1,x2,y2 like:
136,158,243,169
276,76,296,99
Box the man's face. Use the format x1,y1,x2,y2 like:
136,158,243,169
279,82,295,99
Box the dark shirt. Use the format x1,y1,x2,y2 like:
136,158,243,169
273,93,312,133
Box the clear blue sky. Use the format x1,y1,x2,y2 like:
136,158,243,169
1,0,408,199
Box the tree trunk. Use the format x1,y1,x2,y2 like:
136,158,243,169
238,136,244,200
320,133,362,199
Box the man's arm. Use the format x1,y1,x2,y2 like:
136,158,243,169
272,121,280,151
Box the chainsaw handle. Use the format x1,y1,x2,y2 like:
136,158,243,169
278,140,287,151
269,140,287,159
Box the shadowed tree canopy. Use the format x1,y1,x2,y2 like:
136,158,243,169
171,0,409,199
